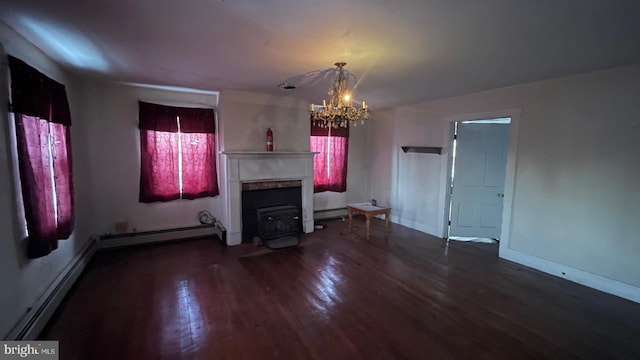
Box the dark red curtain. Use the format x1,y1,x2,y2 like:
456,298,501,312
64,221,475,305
139,130,180,202
138,101,218,202
10,56,75,258
138,101,214,133
15,115,58,256
9,56,71,125
310,122,349,193
50,123,75,239
178,104,218,199
180,133,218,199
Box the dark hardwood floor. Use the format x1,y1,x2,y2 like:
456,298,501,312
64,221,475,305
41,219,640,359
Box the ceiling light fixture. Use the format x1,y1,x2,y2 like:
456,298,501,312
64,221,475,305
310,62,369,128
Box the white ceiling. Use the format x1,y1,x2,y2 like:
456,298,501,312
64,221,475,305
1,0,639,108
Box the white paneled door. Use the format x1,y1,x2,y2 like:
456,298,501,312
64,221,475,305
449,122,510,239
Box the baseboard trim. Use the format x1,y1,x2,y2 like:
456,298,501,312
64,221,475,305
99,224,216,249
7,236,99,340
390,215,439,237
314,207,348,220
500,247,640,304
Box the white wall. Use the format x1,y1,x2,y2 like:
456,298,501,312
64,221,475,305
217,89,370,214
218,89,310,152
368,64,640,297
83,81,221,235
388,107,447,234
368,108,395,207
0,23,93,338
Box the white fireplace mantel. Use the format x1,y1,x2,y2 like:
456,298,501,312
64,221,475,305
220,151,316,246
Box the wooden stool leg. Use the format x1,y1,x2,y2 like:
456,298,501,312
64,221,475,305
385,210,390,231
366,214,371,238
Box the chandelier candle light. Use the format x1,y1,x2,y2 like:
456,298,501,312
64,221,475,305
310,62,370,128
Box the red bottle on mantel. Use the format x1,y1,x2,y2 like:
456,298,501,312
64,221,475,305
266,128,274,152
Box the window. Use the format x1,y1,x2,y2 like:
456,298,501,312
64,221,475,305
310,122,349,193
9,56,75,259
138,101,219,202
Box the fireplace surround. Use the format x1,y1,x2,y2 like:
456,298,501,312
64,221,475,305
219,151,316,246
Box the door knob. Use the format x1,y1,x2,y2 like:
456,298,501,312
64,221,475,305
497,193,504,198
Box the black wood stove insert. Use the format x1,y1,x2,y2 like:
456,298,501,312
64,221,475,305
241,180,302,247
256,205,301,248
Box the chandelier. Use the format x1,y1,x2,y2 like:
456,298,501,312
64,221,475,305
310,62,369,128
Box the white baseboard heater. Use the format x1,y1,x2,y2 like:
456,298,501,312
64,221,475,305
7,224,227,340
314,207,348,220
7,236,98,340
100,223,226,249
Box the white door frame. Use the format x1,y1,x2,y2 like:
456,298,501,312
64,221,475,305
441,109,521,253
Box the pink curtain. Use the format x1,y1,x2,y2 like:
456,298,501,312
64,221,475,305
180,133,218,199
50,123,75,238
139,131,180,202
310,123,349,193
10,55,75,259
15,115,73,257
327,135,348,192
138,101,218,202
311,136,330,192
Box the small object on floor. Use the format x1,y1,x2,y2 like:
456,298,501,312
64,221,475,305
314,223,326,230
264,235,299,249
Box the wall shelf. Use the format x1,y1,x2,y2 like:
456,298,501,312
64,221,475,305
401,146,442,155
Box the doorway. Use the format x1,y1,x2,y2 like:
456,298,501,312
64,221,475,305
446,118,511,242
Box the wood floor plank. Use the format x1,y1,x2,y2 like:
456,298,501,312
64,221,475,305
40,219,640,359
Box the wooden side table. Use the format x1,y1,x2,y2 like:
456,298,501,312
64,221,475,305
347,203,391,238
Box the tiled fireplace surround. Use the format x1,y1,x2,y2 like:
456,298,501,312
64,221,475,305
220,151,316,246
